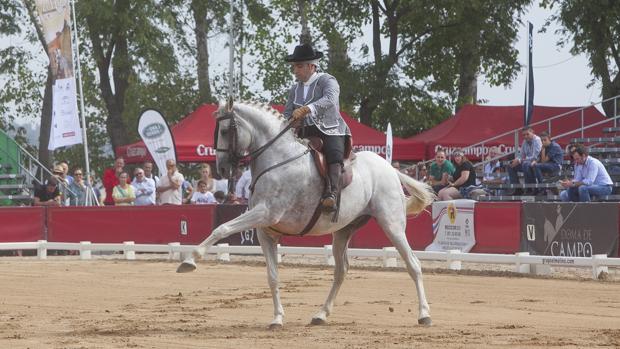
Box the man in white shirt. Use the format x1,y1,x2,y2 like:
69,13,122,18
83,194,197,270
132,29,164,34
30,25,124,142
235,168,252,203
131,168,156,205
156,159,184,205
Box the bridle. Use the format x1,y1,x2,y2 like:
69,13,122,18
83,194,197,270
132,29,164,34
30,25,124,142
214,102,307,194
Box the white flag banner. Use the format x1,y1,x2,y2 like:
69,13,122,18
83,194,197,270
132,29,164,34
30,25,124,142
36,0,83,150
138,109,177,176
426,199,476,252
385,122,393,164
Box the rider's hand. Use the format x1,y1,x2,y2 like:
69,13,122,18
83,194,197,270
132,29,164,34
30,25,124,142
292,106,310,121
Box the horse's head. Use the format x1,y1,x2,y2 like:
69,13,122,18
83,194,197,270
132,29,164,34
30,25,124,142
214,100,253,179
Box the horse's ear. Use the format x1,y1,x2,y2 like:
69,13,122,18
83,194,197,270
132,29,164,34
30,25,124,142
226,96,234,112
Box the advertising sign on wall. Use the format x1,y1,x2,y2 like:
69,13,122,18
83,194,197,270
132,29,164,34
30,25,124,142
426,199,476,252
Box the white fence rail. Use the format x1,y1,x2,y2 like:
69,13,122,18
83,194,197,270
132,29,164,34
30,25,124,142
1,241,619,280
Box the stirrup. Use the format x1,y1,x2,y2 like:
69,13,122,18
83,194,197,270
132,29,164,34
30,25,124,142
321,193,338,212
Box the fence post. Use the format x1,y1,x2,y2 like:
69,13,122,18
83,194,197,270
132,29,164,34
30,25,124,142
514,252,530,273
324,245,334,266
591,254,609,280
276,244,282,264
216,243,230,262
123,241,136,260
168,242,181,261
37,240,47,260
382,247,398,268
80,241,91,260
446,249,462,270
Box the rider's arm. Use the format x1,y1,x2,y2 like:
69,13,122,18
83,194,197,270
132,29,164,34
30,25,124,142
307,75,339,117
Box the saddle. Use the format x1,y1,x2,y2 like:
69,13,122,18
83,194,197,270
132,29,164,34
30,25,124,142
307,136,355,190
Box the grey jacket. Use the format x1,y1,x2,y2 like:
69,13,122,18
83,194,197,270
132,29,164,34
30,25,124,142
283,73,351,136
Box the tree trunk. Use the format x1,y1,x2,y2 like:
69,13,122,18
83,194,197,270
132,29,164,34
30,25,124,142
601,74,620,118
192,0,213,104
298,0,311,44
456,46,479,112
37,67,53,172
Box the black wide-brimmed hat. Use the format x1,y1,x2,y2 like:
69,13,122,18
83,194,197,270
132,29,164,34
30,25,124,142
285,43,323,62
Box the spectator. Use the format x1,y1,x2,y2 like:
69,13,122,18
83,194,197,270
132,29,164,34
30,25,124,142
193,163,216,193
131,167,155,206
235,168,252,203
482,146,505,185
391,161,401,172
506,127,542,194
112,172,136,206
531,131,563,192
416,163,428,182
143,161,159,187
437,150,477,200
559,145,612,202
428,150,455,193
182,180,194,204
214,190,226,204
157,159,184,205
33,177,61,206
52,164,70,206
190,180,217,204
58,160,73,185
67,167,87,206
103,157,126,206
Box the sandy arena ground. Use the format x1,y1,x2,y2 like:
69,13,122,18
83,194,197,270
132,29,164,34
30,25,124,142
0,256,619,349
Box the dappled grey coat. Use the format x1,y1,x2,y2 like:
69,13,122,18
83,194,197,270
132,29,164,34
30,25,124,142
283,73,351,136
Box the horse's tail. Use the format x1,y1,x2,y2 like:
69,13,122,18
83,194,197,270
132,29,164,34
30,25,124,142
397,171,436,215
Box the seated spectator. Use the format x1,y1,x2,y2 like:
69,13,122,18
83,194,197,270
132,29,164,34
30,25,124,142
531,131,563,192
391,161,401,172
190,180,217,204
214,190,226,204
428,149,455,193
67,167,87,206
482,146,505,185
235,168,252,203
416,163,428,182
506,127,541,194
437,150,477,200
112,172,136,206
33,177,61,206
131,168,155,206
559,145,612,202
157,159,184,205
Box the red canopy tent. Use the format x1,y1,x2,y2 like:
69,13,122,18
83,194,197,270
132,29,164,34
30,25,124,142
404,104,611,160
116,104,425,163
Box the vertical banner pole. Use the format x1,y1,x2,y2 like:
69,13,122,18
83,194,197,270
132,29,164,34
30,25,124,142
228,0,234,98
71,0,93,205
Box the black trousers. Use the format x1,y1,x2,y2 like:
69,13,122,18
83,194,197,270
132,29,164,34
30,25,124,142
299,125,345,164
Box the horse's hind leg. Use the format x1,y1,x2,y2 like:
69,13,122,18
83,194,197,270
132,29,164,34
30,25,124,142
311,215,370,325
375,212,432,326
257,229,284,329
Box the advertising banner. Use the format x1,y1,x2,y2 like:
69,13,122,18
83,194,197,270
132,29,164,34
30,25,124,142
138,109,176,176
521,203,619,257
36,0,83,150
426,199,476,252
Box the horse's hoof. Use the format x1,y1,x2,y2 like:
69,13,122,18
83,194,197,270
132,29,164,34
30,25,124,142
268,323,282,331
310,317,327,326
418,317,432,326
176,261,197,273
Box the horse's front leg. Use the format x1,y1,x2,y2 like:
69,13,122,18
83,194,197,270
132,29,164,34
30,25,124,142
256,228,284,329
177,204,274,272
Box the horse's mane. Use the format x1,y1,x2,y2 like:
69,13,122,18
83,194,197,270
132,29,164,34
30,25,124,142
217,100,284,120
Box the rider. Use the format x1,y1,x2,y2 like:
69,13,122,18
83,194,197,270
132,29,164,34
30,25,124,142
283,43,351,212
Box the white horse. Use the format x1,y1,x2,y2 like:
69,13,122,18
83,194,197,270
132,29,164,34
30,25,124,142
177,101,435,329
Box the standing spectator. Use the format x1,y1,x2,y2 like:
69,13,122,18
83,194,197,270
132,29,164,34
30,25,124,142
33,177,61,206
58,161,73,185
52,165,70,206
559,145,612,202
67,167,87,206
428,149,455,193
437,150,477,200
506,127,542,194
192,163,216,192
182,180,194,204
235,168,252,203
112,172,136,206
131,167,155,206
157,159,184,205
190,180,217,204
103,157,126,206
143,161,159,187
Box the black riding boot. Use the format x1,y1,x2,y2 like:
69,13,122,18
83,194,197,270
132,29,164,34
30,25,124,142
322,163,342,211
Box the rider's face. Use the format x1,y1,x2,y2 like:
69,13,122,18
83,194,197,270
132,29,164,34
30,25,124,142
292,63,315,83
